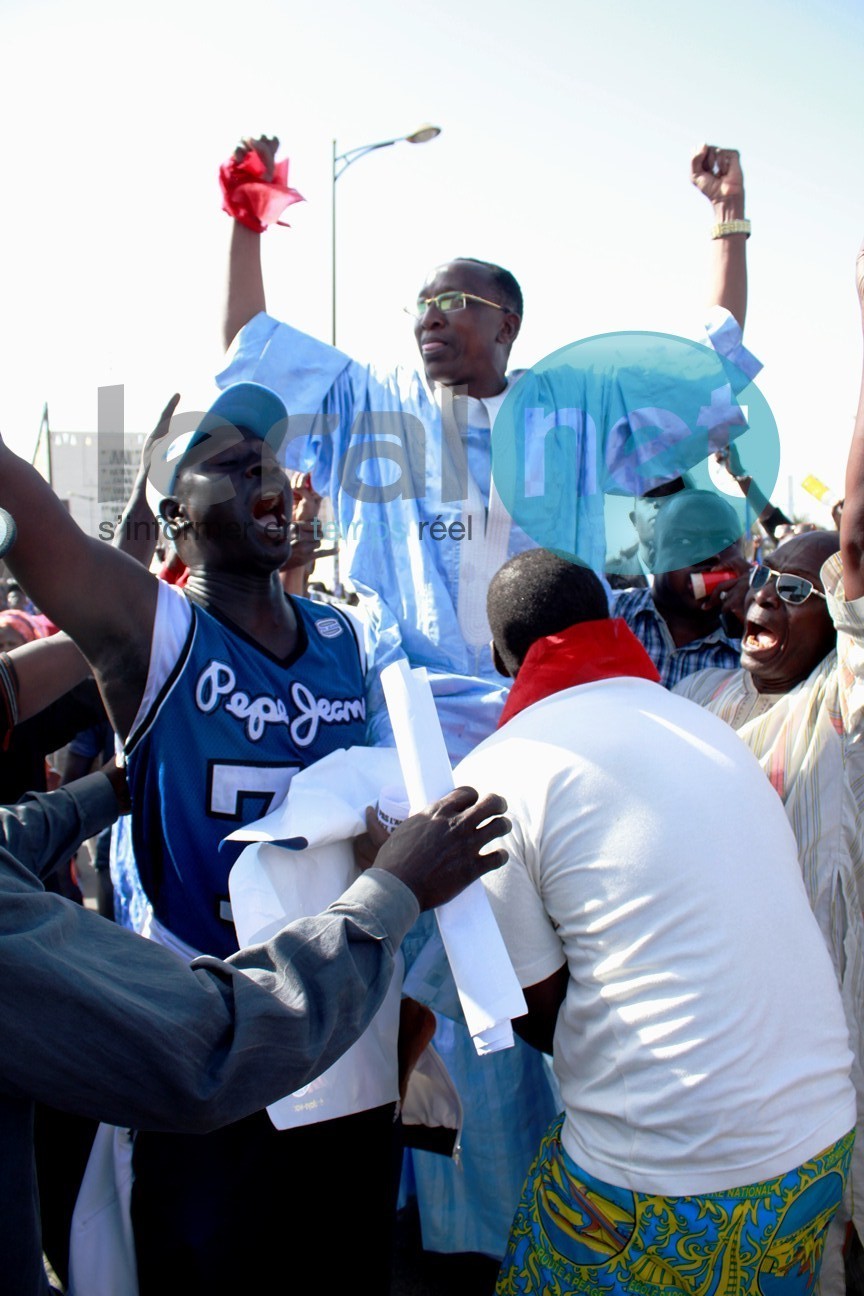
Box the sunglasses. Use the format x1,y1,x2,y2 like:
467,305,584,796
749,565,827,606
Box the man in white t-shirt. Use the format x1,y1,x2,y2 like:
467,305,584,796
456,547,855,1296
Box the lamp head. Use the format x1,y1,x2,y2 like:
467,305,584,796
406,124,442,144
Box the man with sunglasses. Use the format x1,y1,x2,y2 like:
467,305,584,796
674,248,864,1291
217,134,756,1263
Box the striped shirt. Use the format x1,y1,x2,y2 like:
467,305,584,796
675,552,864,1238
611,587,741,689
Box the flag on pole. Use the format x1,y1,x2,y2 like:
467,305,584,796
32,403,52,486
801,473,840,512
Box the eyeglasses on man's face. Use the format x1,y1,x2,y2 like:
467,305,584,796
405,291,508,319
749,565,827,606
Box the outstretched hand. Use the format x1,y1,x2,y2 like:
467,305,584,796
280,471,322,576
691,145,744,209
140,394,181,477
374,786,510,911
113,394,181,560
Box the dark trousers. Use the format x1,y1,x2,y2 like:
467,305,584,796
34,1104,97,1287
132,1103,400,1294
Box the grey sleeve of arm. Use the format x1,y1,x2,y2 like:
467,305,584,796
0,861,418,1134
0,772,119,879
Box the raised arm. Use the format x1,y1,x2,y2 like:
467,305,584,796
841,242,864,601
691,144,748,331
224,223,267,351
222,136,279,350
715,443,792,540
0,436,157,737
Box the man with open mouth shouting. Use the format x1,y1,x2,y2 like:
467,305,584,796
675,241,864,1293
0,382,412,1293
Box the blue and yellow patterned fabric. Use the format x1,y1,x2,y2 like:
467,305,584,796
497,1115,853,1296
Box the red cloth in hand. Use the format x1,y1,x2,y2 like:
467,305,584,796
219,149,304,233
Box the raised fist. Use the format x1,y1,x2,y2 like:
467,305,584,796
691,145,744,207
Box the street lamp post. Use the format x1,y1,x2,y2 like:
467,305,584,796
326,124,440,595
330,124,441,346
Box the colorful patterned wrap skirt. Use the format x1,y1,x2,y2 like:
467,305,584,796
496,1115,853,1296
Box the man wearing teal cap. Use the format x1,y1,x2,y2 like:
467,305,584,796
611,489,749,687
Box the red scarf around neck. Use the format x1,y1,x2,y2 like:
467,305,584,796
497,618,660,728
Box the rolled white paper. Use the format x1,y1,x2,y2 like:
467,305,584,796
226,747,406,1128
381,661,453,807
381,660,527,1054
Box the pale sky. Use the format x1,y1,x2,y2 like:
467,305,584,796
1,0,862,521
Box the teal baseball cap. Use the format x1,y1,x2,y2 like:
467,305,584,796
146,383,289,516
651,490,742,573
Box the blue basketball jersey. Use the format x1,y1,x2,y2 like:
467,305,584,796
125,591,367,957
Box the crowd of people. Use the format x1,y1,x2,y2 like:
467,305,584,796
0,136,862,1296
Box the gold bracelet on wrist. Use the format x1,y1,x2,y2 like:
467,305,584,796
711,219,751,240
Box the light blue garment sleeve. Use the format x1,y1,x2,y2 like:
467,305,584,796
701,305,762,382
216,312,353,416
